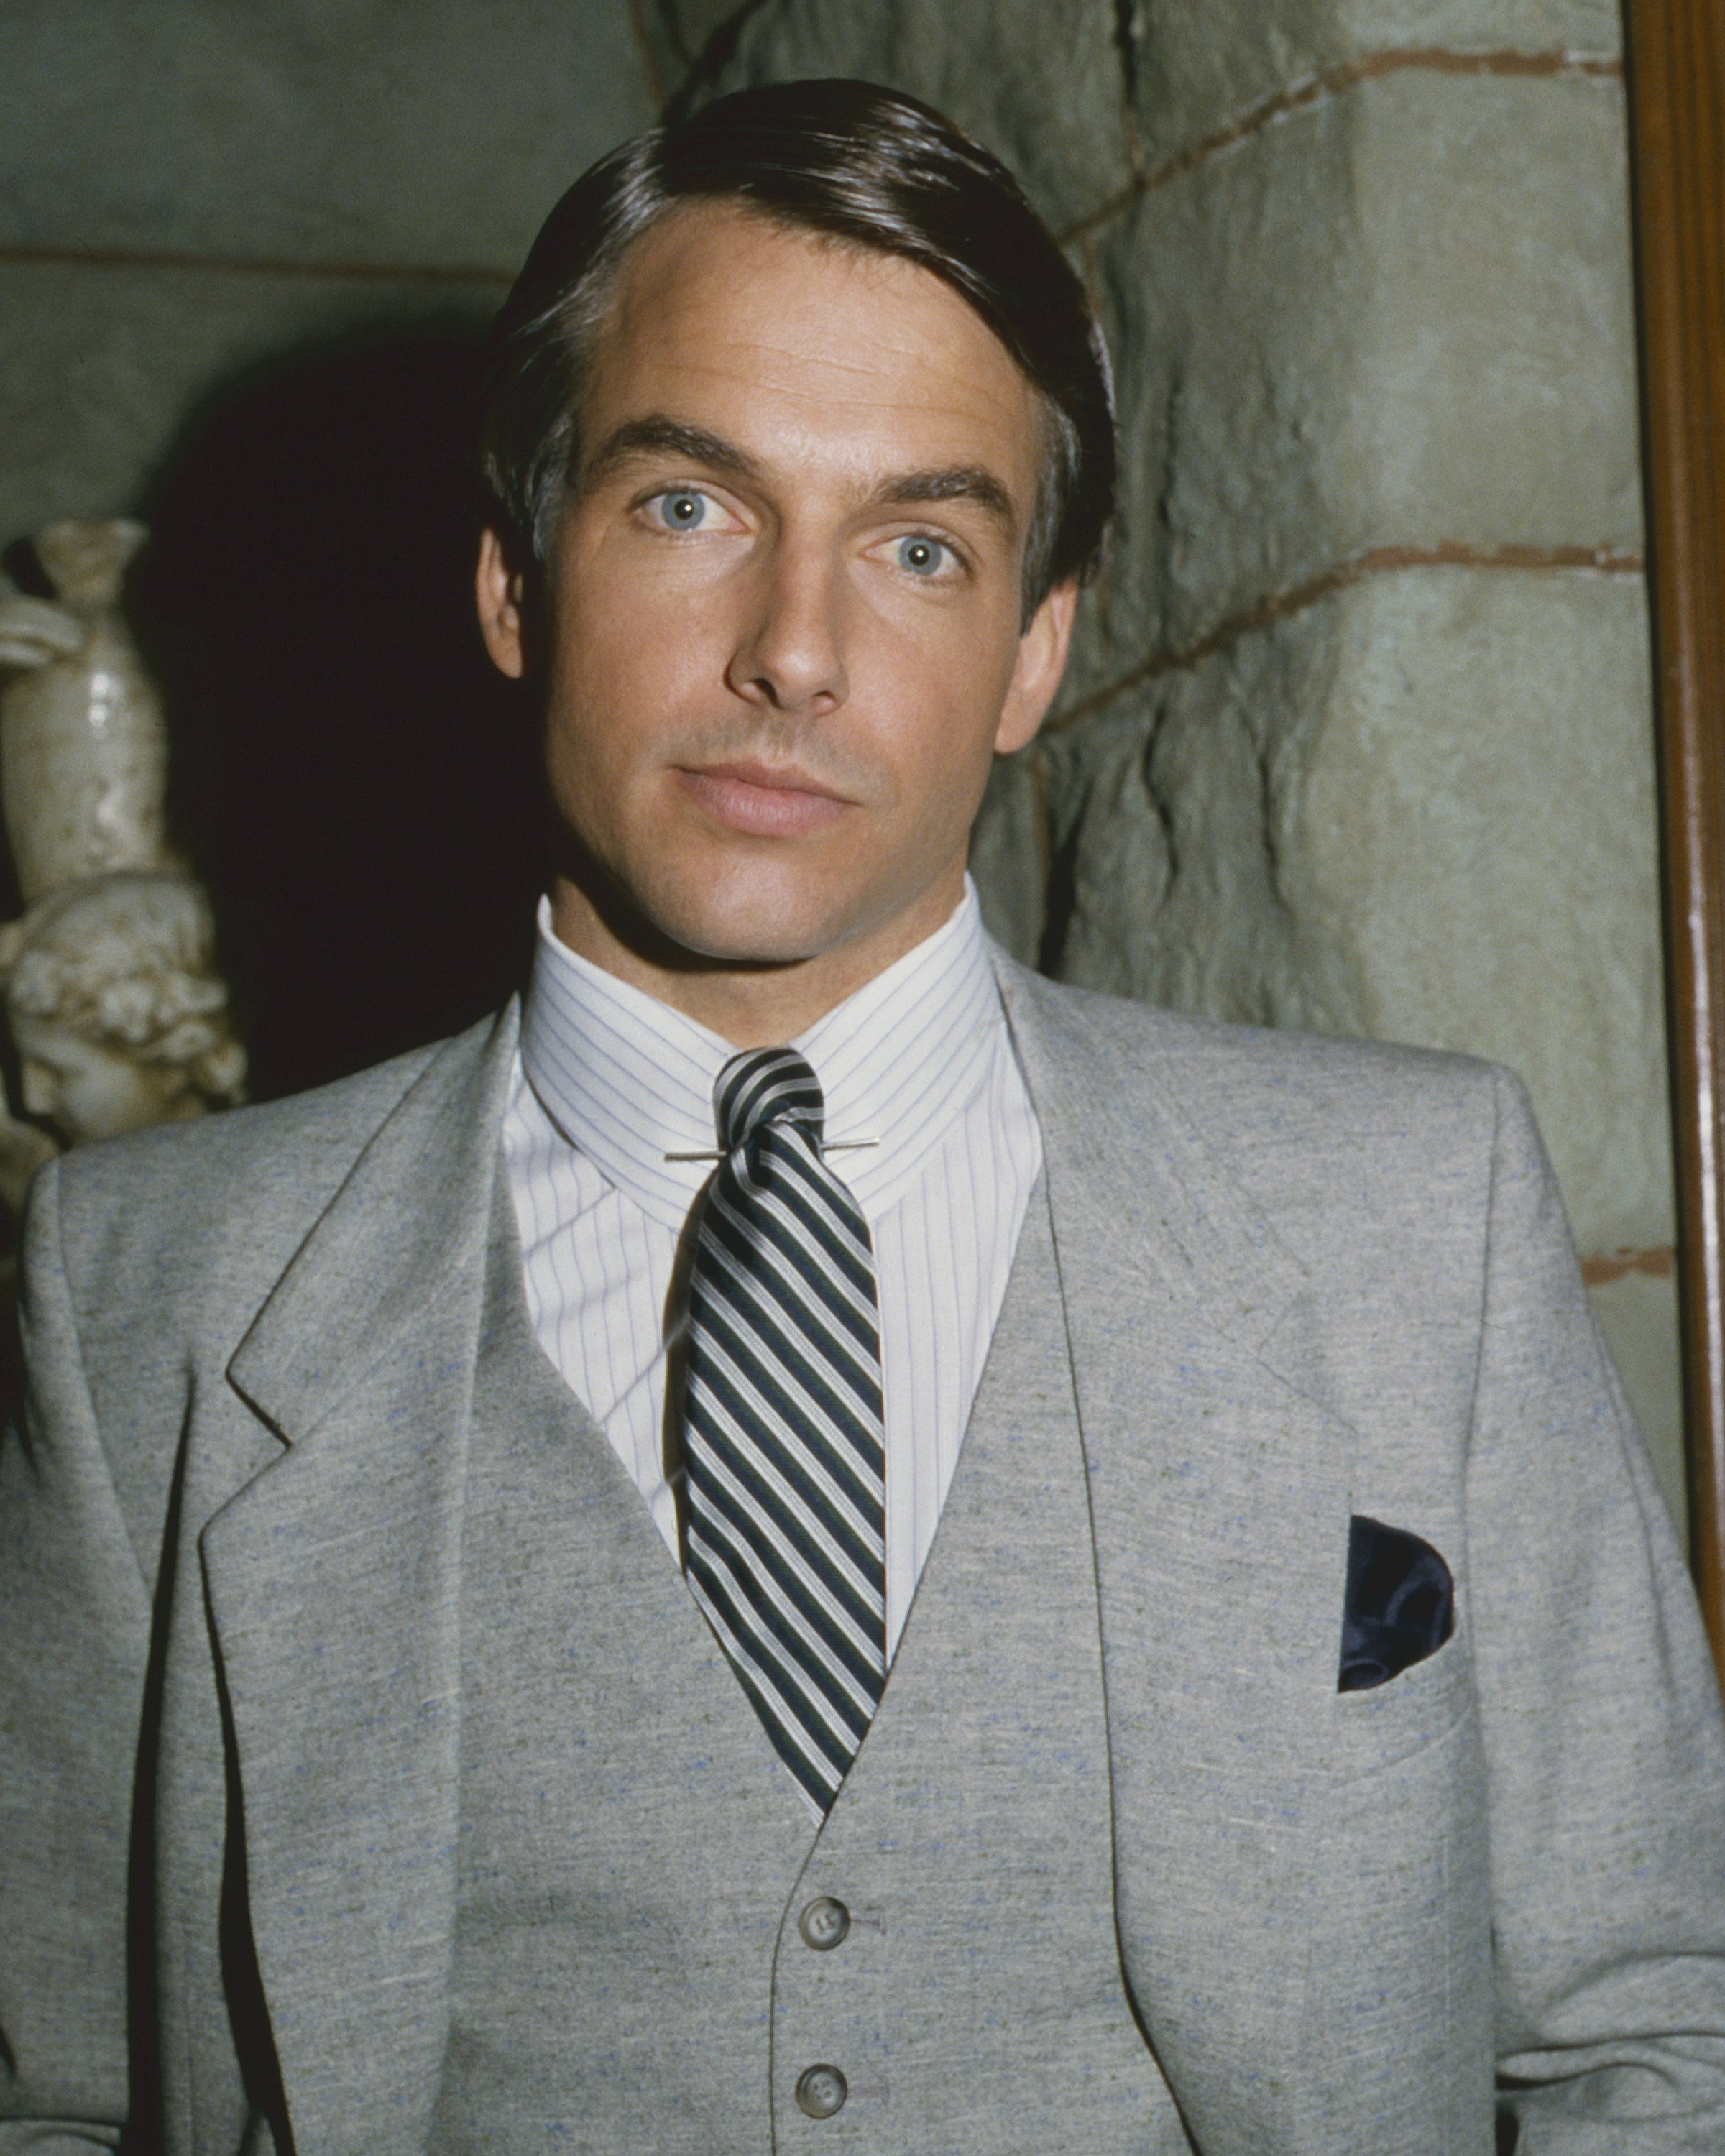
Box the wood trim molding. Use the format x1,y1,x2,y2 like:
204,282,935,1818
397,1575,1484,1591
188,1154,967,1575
1626,0,1725,1672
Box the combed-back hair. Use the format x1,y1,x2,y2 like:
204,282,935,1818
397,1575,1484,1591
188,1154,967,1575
479,78,1116,619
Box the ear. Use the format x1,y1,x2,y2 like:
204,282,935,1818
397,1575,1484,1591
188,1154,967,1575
994,579,1079,756
476,525,528,681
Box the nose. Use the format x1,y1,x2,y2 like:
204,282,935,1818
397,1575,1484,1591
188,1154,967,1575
724,530,848,717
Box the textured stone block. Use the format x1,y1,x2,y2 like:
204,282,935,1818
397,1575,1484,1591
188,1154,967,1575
1039,615,1358,1034
0,0,652,271
1130,0,1622,172
703,0,1135,231
0,262,494,545
1588,1267,1685,1540
1303,567,1668,1254
1041,564,1668,1260
970,747,1046,967
1061,68,1641,715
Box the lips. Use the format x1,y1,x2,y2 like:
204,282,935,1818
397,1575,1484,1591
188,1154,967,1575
676,760,856,839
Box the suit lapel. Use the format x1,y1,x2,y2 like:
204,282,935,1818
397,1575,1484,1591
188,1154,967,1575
992,958,1354,1697
995,961,1354,2147
200,1005,519,2156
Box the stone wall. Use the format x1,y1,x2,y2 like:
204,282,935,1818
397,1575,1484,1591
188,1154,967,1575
2,2,1681,1524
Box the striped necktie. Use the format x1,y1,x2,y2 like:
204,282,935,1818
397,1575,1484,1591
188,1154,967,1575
681,1046,887,1812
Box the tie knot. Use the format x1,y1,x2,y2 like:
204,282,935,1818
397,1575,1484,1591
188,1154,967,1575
714,1047,825,1153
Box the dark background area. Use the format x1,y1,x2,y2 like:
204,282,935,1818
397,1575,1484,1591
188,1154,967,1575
122,326,545,1102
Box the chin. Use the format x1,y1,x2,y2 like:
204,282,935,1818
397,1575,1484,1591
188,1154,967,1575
648,871,864,968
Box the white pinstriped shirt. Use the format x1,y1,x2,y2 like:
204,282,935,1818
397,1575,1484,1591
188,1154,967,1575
504,881,1042,1656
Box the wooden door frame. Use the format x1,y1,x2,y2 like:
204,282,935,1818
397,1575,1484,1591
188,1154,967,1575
1625,0,1725,1669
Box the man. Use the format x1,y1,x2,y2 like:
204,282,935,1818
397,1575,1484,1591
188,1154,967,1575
3,78,1724,2155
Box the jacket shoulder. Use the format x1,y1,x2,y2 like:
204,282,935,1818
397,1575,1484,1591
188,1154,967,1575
1001,967,1521,1294
20,1015,509,1599
41,1029,462,1329
1006,966,1508,1133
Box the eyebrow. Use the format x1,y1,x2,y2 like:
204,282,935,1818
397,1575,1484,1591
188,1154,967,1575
583,415,1019,535
582,416,764,492
876,465,1018,533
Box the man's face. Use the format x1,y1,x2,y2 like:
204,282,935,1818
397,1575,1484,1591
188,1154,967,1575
479,203,1075,973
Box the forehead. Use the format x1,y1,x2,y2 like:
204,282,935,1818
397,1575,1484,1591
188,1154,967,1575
581,203,1044,496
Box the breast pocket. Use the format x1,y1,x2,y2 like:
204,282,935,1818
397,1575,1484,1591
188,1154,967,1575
1332,1626,1474,1779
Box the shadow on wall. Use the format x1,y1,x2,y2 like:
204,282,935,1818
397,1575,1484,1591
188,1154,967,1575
123,321,544,1103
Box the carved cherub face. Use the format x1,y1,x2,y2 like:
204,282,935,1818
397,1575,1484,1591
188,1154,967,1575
0,870,245,1147
12,1012,202,1145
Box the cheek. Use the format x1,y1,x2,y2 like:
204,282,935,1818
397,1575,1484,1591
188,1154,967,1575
75,1070,165,1138
850,613,1019,789
63,1065,121,1118
544,565,715,775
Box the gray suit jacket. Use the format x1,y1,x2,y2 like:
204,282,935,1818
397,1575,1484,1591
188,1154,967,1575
3,957,1724,2152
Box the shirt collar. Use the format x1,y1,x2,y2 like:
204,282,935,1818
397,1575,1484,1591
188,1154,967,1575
519,880,1009,1234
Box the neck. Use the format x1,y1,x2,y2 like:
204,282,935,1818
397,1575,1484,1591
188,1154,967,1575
546,867,967,1047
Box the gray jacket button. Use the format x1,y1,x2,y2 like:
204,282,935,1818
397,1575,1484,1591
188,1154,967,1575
798,1895,851,1950
795,2064,848,2119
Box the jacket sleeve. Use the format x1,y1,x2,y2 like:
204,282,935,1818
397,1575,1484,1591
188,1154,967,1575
1466,1069,1725,2149
0,1158,150,2152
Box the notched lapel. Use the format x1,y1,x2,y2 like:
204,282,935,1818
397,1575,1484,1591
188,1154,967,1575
992,960,1307,1356
226,1004,520,1443
201,1005,519,2155
994,961,1351,1746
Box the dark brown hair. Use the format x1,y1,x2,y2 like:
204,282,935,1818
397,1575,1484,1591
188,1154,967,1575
479,78,1116,619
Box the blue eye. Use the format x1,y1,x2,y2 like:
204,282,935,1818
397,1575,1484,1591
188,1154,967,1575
655,490,709,529
894,535,949,577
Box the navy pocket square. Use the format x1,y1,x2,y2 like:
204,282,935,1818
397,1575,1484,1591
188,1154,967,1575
1338,1515,1454,1692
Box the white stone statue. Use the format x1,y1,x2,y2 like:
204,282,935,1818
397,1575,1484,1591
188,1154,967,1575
0,519,172,903
0,520,244,1216
0,872,245,1204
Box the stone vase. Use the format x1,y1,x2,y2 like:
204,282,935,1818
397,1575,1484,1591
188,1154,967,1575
0,518,171,903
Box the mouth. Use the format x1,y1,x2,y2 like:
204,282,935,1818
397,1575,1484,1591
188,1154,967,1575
675,759,857,839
